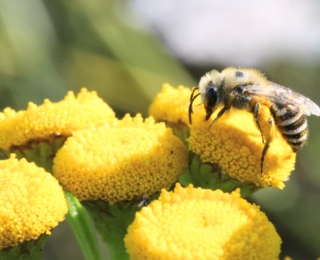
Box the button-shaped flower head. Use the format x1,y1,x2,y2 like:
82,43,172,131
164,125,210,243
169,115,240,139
0,155,67,250
188,94,296,189
0,88,116,151
149,83,191,126
125,183,281,260
149,84,192,145
53,114,188,203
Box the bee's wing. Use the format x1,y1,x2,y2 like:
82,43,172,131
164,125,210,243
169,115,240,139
244,81,320,116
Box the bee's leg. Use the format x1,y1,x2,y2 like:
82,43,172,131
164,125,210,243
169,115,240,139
260,118,275,173
252,102,265,143
208,106,230,128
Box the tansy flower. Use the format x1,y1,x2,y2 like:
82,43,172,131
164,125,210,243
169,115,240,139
0,154,67,250
125,183,281,260
0,88,115,151
53,114,188,203
188,94,296,189
149,84,192,144
149,83,191,125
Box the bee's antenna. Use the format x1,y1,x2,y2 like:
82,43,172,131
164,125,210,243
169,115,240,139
189,87,200,124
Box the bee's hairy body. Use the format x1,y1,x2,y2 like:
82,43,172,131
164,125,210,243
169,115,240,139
270,102,308,152
189,67,320,172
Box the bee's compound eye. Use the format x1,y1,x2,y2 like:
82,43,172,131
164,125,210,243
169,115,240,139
235,71,244,77
234,85,244,93
204,86,219,108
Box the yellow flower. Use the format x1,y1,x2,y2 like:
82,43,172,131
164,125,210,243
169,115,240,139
149,84,191,126
0,88,115,151
188,95,296,189
53,114,188,203
149,84,192,145
125,183,281,260
0,154,68,250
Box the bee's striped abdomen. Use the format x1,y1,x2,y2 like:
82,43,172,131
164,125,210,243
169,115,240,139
271,102,308,152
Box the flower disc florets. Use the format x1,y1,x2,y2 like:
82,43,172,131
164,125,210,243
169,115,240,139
0,155,67,249
0,88,115,151
188,97,296,188
53,114,188,203
125,183,281,260
149,83,191,125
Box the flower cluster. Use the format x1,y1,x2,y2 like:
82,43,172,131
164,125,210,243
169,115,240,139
150,84,296,189
0,83,297,259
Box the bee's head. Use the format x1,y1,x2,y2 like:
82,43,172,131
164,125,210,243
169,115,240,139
199,70,222,120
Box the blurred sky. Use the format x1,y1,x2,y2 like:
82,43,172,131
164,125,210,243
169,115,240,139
128,0,320,67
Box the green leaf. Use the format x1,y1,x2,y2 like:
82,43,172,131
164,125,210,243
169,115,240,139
0,234,49,260
82,192,160,260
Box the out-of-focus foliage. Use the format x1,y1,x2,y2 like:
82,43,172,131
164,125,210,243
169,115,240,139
252,62,320,259
0,0,194,115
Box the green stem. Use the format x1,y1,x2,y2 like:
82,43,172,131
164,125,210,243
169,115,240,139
65,192,103,260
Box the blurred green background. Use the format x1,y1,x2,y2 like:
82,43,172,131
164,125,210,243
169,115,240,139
1,0,320,259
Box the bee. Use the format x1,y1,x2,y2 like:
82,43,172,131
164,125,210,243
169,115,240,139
189,67,320,172
138,196,151,207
